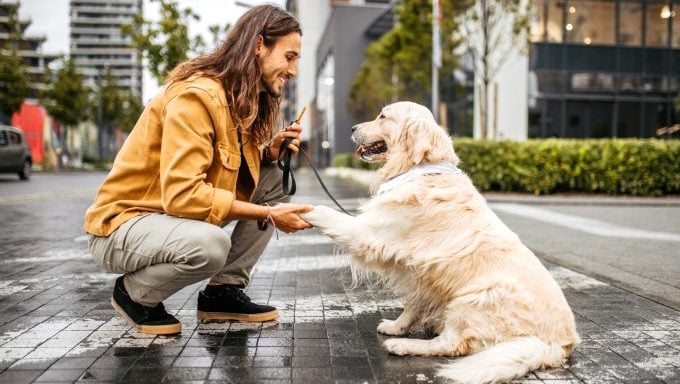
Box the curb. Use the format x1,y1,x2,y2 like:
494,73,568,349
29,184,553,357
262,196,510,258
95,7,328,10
324,167,680,207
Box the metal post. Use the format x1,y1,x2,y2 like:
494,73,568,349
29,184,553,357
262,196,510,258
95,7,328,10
432,0,441,122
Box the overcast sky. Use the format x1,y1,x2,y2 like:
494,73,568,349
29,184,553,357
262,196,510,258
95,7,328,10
18,0,285,101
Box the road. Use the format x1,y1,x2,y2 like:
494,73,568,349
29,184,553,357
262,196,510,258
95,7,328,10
1,171,678,310
0,171,678,383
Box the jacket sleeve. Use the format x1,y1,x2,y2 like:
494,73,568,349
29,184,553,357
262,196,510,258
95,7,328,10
159,87,233,224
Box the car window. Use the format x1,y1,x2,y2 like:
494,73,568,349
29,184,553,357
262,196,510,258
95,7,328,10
8,132,21,145
0,130,7,147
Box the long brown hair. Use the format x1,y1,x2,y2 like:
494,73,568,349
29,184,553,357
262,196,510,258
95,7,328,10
167,5,301,145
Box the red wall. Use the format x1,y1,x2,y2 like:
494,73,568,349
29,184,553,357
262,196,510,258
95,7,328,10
11,102,45,164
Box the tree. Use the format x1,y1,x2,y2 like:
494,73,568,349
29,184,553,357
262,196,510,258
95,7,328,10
208,23,231,47
42,57,91,158
117,90,143,134
349,0,464,122
456,0,531,139
0,4,30,123
121,0,204,85
92,67,142,159
94,68,144,159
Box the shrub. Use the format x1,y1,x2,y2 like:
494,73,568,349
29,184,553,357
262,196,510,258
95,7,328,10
332,139,680,196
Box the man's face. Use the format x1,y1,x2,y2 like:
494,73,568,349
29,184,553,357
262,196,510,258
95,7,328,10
257,32,301,98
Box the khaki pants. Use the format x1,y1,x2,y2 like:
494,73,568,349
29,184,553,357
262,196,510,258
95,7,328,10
88,164,289,307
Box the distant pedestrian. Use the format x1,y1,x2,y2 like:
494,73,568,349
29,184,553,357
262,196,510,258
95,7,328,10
84,5,311,335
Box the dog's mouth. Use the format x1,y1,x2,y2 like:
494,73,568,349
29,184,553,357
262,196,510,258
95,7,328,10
355,140,387,162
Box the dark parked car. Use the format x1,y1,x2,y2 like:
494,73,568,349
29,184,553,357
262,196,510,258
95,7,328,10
0,125,32,180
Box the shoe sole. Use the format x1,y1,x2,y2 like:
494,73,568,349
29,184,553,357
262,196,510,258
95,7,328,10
111,298,181,335
196,309,279,322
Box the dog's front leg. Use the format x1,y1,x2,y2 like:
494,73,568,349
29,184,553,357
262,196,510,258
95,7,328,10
383,327,462,357
300,205,363,248
377,302,416,336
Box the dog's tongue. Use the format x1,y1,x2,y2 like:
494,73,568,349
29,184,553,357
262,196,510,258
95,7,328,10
355,146,366,159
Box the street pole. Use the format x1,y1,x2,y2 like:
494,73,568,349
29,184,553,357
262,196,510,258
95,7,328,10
432,0,441,123
97,67,104,161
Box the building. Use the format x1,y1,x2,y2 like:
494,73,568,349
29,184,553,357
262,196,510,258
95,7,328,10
286,0,392,167
0,0,58,100
529,0,680,138
283,0,331,162
69,0,143,98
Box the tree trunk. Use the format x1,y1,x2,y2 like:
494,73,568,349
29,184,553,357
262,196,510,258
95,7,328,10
478,82,488,139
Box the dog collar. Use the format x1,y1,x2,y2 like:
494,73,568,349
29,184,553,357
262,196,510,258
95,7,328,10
376,161,461,196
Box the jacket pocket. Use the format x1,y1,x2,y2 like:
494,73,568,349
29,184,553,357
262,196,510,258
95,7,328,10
217,144,241,170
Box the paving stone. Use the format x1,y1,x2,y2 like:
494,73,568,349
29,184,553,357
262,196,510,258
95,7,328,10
2,173,680,383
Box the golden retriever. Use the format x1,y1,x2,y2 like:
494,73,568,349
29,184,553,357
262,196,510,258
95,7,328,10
300,101,580,384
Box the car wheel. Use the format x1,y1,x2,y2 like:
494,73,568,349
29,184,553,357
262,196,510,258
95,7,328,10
18,160,31,180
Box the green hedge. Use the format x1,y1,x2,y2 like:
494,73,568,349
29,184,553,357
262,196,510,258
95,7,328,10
333,139,680,196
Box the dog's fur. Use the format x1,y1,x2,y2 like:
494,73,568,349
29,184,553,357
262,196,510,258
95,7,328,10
300,102,580,384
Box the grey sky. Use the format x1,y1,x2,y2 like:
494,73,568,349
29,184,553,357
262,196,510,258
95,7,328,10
18,0,285,100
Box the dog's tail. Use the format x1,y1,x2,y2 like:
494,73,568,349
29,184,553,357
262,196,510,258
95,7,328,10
436,336,567,384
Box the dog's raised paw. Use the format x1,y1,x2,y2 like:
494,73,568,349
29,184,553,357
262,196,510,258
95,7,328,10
383,338,412,356
377,319,407,336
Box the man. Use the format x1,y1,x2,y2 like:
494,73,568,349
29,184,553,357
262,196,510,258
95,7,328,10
84,5,311,335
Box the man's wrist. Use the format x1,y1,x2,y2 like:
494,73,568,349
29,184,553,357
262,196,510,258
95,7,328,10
263,142,277,163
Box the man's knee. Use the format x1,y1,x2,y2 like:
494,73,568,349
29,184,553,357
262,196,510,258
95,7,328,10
181,224,230,274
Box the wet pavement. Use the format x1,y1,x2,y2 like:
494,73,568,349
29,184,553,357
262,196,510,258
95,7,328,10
0,170,679,383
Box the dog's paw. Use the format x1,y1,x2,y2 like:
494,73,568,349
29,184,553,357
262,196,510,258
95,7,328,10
299,205,335,227
383,338,412,356
377,319,408,336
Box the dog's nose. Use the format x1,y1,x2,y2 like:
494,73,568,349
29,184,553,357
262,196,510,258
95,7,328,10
351,125,358,132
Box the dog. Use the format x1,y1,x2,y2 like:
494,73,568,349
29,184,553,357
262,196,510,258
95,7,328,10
300,101,580,384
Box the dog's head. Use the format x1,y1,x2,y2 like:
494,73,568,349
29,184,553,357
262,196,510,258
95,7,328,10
352,101,459,174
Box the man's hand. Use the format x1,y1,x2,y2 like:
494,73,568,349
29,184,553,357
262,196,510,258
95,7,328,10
268,123,303,160
269,203,313,232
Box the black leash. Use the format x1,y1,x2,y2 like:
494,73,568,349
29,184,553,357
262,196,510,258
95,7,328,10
277,137,353,216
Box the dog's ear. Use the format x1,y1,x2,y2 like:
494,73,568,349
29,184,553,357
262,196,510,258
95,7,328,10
397,116,457,165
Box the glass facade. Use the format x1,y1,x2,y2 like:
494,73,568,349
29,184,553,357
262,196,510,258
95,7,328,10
529,0,680,138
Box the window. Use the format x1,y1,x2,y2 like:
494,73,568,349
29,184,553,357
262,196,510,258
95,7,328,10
531,0,547,42
646,2,670,46
566,0,616,45
619,1,643,46
673,3,680,48
537,70,564,92
0,131,7,146
617,102,642,136
546,0,564,42
570,72,615,92
8,132,21,145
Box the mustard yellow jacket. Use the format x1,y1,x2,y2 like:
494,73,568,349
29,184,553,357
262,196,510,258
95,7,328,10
84,76,263,236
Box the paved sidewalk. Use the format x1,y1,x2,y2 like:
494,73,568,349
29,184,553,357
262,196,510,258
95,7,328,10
0,170,679,383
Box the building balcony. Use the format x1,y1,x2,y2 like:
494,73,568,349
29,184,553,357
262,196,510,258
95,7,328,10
79,66,139,77
71,47,135,55
72,6,136,15
70,27,123,35
74,57,139,67
71,16,133,25
71,0,138,5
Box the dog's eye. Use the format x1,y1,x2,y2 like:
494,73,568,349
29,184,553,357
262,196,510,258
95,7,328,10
379,113,386,120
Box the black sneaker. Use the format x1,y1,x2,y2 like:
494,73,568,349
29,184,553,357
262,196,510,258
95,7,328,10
197,284,279,322
111,275,181,335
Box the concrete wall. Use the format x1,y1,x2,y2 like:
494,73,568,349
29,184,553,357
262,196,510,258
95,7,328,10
316,4,388,159
293,0,330,142
473,50,529,141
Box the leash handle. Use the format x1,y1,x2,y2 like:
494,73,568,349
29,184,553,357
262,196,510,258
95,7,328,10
277,137,296,195
275,107,306,196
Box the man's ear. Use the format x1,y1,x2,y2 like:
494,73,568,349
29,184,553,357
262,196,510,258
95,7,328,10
255,35,264,56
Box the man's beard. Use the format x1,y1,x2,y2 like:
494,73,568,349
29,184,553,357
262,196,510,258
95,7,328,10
261,77,281,98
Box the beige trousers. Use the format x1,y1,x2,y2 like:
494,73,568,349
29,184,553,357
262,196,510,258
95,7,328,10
88,164,289,307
